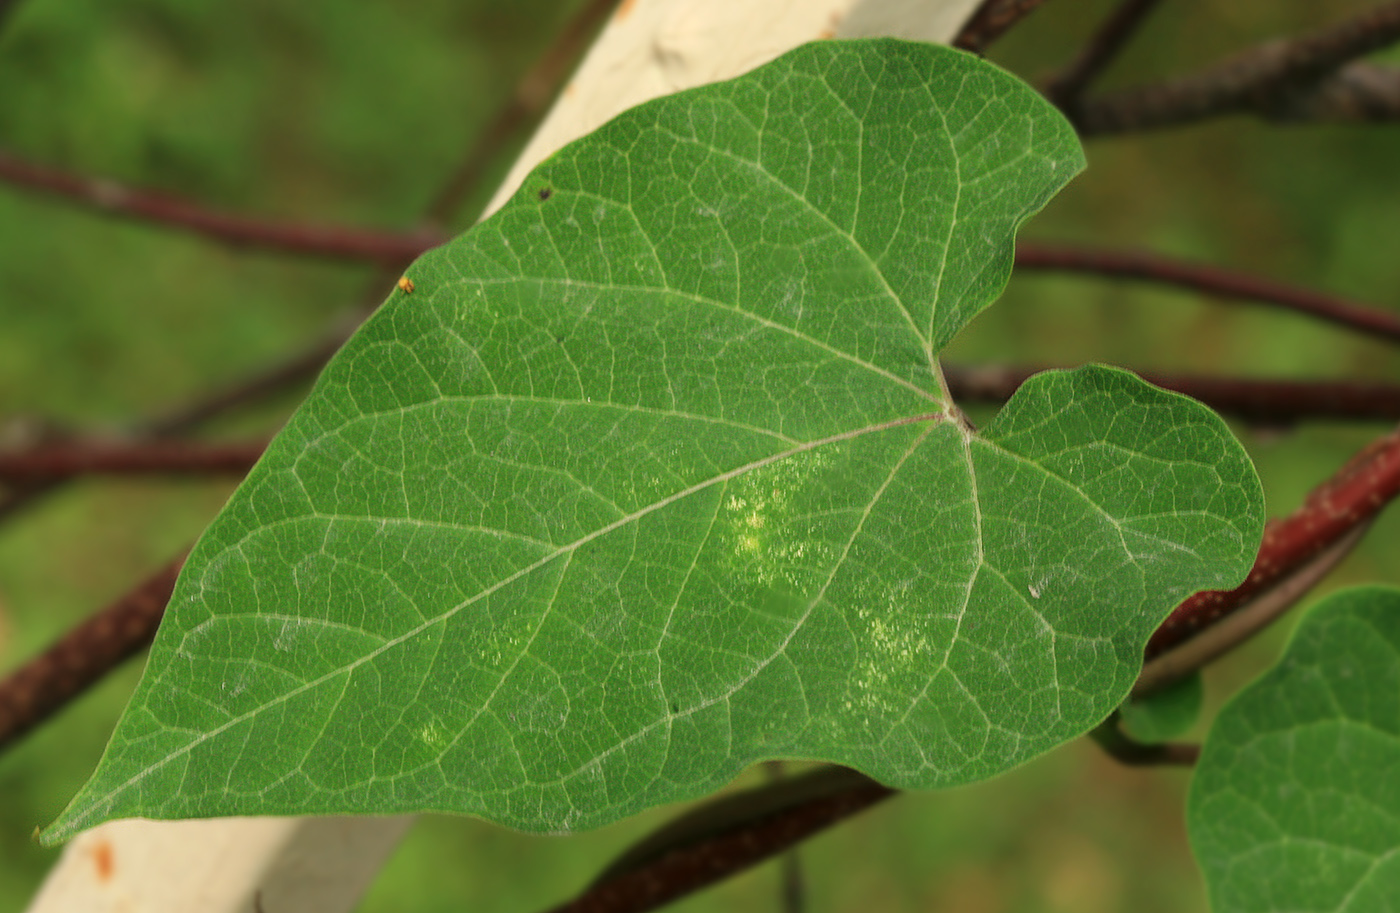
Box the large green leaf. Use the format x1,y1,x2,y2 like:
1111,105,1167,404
1189,587,1400,913
47,39,1262,841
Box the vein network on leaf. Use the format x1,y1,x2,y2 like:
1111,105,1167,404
45,39,1263,844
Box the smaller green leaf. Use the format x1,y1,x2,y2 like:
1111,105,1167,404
1188,586,1400,913
1119,672,1202,744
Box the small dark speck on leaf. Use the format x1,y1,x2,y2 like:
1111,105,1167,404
539,187,552,201
670,703,680,714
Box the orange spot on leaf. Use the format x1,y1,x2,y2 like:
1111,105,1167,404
614,0,637,21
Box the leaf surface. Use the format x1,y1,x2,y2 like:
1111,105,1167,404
48,39,1262,841
1189,586,1400,913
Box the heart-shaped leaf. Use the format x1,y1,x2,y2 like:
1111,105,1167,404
47,39,1261,842
1189,586,1400,913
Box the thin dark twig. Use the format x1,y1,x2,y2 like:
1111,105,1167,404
0,149,443,265
547,767,893,913
0,438,266,482
1042,0,1166,107
0,553,185,752
1072,0,1400,133
945,364,1400,425
1271,61,1400,122
1015,242,1400,344
953,0,1054,54
140,326,356,437
0,321,353,526
423,0,619,227
0,352,317,528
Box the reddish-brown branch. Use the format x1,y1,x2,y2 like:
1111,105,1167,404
0,438,266,482
0,287,365,528
1071,1,1400,133
953,0,1054,53
541,709,1203,913
543,768,894,913
0,321,385,533
1015,242,1400,344
1147,425,1400,659
946,364,1400,425
0,369,310,523
0,148,444,265
1042,0,1165,108
1136,522,1367,697
0,553,185,753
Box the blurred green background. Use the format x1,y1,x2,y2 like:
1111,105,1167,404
1,1,1398,911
